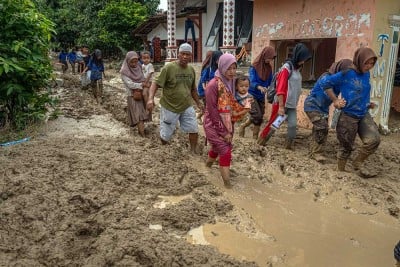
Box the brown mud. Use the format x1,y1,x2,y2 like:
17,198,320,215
0,67,399,266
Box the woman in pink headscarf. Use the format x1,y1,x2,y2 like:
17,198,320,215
120,51,149,136
203,53,246,188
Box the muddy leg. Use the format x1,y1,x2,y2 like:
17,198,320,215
189,133,198,153
220,166,232,188
239,117,251,137
97,80,103,104
138,121,145,137
142,86,152,121
206,150,218,167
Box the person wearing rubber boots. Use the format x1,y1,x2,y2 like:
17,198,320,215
318,47,380,176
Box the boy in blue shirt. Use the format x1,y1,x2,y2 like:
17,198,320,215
83,49,105,104
58,49,68,73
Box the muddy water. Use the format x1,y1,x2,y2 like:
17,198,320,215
189,175,400,266
45,114,130,138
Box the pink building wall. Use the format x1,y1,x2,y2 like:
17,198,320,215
252,0,377,128
252,0,375,61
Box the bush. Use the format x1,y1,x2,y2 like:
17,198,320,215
0,0,55,130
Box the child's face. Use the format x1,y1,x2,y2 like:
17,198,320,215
129,58,139,68
141,54,151,64
82,47,89,54
237,79,249,94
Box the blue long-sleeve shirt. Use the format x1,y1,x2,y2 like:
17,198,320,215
197,67,216,97
248,66,272,101
318,69,371,119
58,52,68,63
68,52,76,63
304,73,340,114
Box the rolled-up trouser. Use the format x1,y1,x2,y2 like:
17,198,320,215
336,112,380,160
286,108,297,140
249,99,265,126
305,111,329,144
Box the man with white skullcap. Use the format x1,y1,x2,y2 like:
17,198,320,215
147,43,203,153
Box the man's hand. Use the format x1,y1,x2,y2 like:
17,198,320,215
196,101,204,112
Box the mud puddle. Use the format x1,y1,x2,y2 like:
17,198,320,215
189,164,400,266
45,114,130,138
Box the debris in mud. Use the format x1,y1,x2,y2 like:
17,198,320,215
388,206,400,218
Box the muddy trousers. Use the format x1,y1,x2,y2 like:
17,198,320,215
305,111,329,156
69,62,76,74
91,79,103,103
285,108,297,146
249,99,265,126
61,61,68,73
248,99,265,138
336,112,380,161
258,105,296,148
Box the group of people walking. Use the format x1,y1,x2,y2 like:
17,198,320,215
58,45,91,74
120,41,380,187
59,46,106,104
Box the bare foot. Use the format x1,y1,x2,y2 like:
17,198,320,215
222,178,232,189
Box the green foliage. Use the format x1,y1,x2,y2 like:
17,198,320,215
98,1,147,49
0,0,55,130
33,0,159,53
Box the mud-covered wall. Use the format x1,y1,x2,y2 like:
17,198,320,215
252,0,375,60
252,0,400,129
253,0,375,128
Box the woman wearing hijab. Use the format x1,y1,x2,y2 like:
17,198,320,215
197,50,223,124
304,59,353,162
120,51,148,137
317,47,379,175
240,46,276,138
258,42,312,149
203,53,246,188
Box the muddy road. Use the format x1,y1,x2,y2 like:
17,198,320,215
1,68,399,266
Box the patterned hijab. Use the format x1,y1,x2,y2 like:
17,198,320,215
252,46,276,81
214,53,237,93
120,51,144,82
328,59,353,74
352,47,377,73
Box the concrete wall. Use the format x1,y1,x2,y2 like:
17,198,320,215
252,0,375,60
147,17,200,43
252,0,400,129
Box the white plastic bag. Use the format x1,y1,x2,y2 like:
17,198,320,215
81,70,91,87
